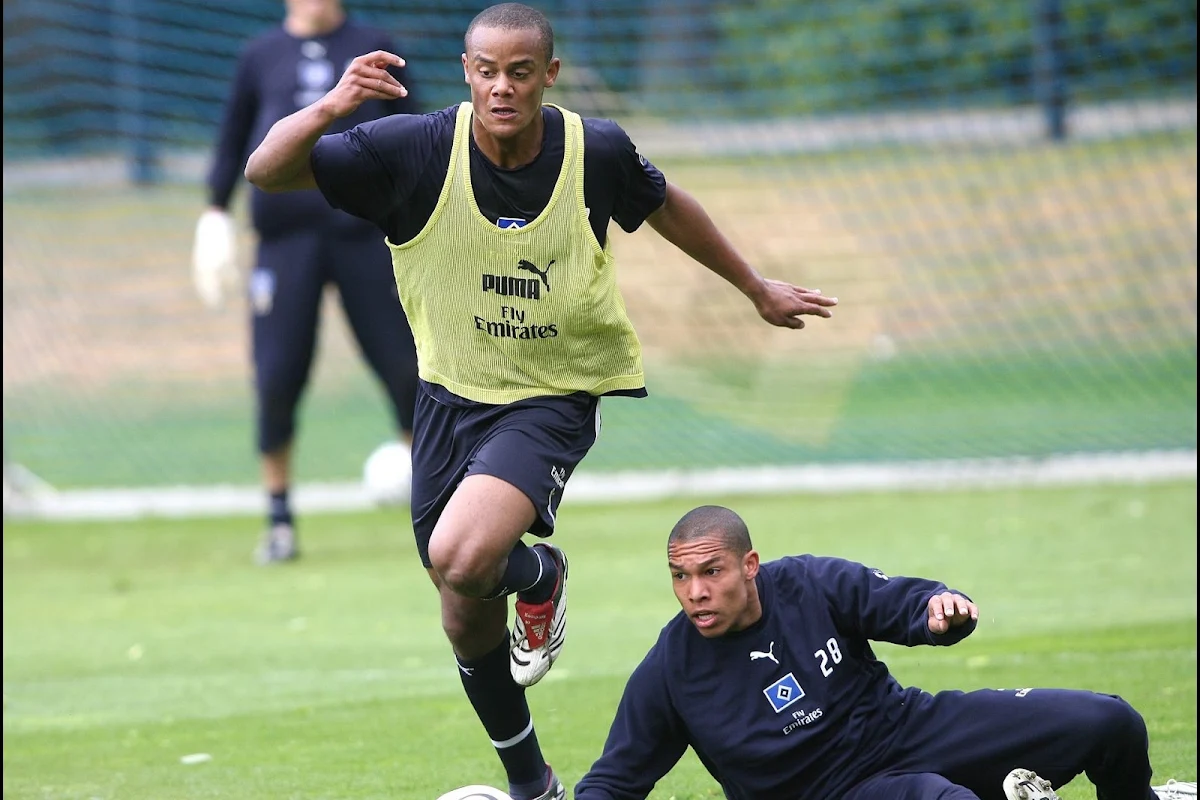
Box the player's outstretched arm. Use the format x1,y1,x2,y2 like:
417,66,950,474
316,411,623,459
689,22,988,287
245,50,408,193
574,649,688,799
645,182,838,329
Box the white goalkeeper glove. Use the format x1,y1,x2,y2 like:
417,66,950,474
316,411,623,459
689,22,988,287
191,208,240,309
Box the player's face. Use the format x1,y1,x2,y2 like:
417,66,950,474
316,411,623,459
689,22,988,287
284,0,342,23
462,26,560,140
669,537,761,638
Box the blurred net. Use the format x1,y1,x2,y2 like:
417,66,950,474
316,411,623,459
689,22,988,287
3,0,1195,490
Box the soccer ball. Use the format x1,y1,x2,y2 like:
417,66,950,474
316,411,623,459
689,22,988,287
362,441,412,506
435,788,513,800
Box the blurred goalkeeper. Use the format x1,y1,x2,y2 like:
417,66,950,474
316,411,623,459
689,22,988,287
575,505,1190,800
194,0,420,564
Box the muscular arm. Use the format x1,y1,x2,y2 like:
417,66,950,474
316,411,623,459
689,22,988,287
244,102,334,192
647,181,767,297
245,50,407,193
646,181,838,328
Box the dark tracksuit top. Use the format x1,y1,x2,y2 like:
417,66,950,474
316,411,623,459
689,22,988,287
574,556,977,800
206,18,418,239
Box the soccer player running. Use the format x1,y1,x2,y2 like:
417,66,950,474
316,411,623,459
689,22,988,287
574,505,1187,800
194,0,420,565
245,4,837,798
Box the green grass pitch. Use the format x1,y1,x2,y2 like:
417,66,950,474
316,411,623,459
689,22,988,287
3,481,1196,798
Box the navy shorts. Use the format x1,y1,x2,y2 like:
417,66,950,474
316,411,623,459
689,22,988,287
410,381,602,568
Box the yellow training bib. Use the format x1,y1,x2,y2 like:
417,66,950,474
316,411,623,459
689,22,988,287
387,103,645,404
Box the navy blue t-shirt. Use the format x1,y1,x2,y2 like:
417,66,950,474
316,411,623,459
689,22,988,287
309,104,668,250
206,19,417,239
575,556,978,799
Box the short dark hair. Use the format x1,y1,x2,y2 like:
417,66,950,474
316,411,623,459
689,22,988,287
465,3,555,63
668,505,753,558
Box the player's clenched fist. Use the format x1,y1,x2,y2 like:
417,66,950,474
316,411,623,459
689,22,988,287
319,50,408,119
927,591,978,634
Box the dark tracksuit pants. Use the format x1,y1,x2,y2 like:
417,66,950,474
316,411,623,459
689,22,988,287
251,227,417,454
842,688,1154,800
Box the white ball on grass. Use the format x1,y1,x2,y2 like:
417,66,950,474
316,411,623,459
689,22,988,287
435,788,514,800
362,441,412,506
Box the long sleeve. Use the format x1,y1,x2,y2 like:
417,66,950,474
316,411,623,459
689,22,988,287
206,45,259,209
574,647,690,800
807,556,977,647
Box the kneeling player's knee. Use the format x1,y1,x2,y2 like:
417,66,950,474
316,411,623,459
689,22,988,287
1092,694,1148,750
428,537,499,597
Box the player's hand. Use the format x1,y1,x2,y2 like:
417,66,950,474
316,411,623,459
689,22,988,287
927,591,978,635
319,50,408,119
191,208,240,309
750,279,837,329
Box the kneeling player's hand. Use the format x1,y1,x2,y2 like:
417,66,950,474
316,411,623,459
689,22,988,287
927,591,978,634
192,208,240,309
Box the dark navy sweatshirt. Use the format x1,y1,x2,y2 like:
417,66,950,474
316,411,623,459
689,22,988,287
574,555,977,799
206,18,417,239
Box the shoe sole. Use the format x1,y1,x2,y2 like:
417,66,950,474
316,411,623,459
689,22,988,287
1003,770,1060,800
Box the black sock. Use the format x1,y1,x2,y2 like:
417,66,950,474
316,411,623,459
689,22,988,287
516,544,558,605
268,490,292,526
456,638,548,793
482,541,556,602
